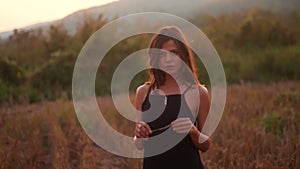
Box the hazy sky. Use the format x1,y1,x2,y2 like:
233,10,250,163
0,0,117,32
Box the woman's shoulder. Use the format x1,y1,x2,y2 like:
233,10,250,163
135,83,151,108
197,83,208,92
196,83,209,99
136,83,151,97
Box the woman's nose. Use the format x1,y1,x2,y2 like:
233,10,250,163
165,52,173,62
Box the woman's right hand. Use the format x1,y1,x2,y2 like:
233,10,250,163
135,121,152,138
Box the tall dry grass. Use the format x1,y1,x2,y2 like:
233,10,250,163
0,81,299,168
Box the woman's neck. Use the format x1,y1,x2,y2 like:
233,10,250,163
163,74,185,87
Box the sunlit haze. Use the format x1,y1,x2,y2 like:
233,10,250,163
0,0,118,32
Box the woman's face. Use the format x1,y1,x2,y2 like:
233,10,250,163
158,40,183,77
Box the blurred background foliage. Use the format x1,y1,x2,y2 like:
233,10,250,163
0,7,299,103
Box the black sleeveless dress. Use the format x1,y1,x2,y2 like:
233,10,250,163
141,86,204,169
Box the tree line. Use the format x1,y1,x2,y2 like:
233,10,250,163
0,8,299,103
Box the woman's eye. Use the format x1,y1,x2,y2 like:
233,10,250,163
158,50,179,57
171,50,180,55
159,51,167,57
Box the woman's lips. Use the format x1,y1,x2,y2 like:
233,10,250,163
165,65,174,69
163,65,175,72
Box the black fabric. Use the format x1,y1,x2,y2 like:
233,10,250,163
141,86,204,169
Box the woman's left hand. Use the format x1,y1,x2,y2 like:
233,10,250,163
171,117,195,134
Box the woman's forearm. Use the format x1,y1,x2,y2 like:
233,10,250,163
189,126,210,152
133,135,145,150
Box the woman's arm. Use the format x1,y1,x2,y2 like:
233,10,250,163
133,84,152,150
189,85,211,152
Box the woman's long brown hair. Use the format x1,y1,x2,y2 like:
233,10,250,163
146,26,199,89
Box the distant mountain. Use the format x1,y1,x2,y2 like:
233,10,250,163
55,0,207,35
199,0,300,15
1,0,299,39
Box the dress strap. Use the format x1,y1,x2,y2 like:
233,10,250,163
182,83,194,95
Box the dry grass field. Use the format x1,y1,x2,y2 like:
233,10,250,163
0,81,299,169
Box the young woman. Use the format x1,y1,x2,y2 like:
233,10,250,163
134,26,211,169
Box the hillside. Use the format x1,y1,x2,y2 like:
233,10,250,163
1,0,299,39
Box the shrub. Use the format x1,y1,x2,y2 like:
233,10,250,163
0,57,25,86
262,111,285,137
30,50,77,99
